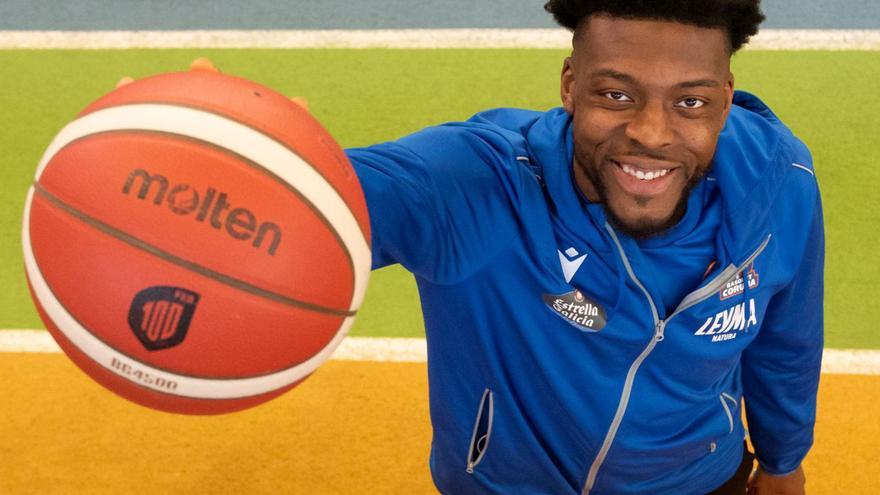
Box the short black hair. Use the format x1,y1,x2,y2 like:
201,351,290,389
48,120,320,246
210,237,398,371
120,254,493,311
544,0,765,53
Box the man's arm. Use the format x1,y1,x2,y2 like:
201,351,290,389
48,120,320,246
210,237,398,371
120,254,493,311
346,124,523,283
741,192,824,492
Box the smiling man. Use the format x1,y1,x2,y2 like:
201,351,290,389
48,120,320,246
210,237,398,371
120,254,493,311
347,1,823,494
562,15,735,240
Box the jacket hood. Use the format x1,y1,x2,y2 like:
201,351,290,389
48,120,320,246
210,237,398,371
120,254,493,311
712,90,812,264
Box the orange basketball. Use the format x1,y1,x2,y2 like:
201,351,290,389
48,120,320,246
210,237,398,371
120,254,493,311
22,70,371,415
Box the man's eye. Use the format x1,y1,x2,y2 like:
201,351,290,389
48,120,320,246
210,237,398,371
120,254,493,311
604,92,632,103
677,98,705,109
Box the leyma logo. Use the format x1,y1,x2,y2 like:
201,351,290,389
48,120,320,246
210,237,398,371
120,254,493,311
121,169,282,255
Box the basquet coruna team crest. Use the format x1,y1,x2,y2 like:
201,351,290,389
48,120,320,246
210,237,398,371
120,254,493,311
127,286,200,351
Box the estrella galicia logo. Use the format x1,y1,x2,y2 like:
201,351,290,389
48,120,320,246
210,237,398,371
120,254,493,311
128,286,200,351
543,289,607,332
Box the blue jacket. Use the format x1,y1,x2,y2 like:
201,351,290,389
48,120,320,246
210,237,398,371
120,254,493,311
346,91,823,495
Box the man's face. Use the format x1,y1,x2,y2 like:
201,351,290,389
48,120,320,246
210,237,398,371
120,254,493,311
561,15,734,239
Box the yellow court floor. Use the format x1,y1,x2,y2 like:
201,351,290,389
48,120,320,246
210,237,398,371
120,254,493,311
1,353,878,494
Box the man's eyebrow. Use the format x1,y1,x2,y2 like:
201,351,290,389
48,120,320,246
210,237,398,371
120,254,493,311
677,79,721,89
591,69,639,85
591,69,721,89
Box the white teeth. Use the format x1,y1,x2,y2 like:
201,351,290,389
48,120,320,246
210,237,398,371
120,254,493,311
620,163,670,181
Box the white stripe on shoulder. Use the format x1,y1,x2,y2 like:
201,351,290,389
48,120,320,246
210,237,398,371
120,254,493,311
791,162,815,176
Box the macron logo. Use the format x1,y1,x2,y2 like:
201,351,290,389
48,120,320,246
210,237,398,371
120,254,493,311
558,247,587,283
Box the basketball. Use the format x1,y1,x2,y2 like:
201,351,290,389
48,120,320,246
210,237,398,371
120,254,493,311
21,70,372,415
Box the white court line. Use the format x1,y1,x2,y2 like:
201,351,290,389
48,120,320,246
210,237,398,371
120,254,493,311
1,330,879,374
0,29,878,50
0,329,428,363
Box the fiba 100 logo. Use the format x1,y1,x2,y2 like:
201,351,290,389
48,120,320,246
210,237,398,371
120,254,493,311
121,169,282,255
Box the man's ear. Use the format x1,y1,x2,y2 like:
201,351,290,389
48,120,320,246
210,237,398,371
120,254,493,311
721,71,735,122
561,56,576,114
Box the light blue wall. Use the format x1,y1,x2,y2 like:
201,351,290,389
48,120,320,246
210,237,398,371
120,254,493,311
1,0,878,30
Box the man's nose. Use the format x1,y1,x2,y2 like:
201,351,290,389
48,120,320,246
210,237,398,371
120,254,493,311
624,101,674,151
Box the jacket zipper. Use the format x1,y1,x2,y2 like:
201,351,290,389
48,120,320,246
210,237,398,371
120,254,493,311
581,228,770,494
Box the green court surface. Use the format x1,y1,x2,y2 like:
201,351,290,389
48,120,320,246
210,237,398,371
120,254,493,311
0,49,877,348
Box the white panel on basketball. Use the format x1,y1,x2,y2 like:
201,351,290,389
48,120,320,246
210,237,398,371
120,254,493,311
33,103,370,312
23,184,356,399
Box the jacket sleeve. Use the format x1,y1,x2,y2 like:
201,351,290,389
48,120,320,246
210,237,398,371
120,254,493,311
741,193,824,475
345,124,520,283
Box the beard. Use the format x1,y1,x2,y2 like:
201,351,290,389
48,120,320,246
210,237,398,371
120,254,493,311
575,154,708,240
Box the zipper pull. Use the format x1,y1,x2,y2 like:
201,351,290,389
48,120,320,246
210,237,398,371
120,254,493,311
655,320,666,342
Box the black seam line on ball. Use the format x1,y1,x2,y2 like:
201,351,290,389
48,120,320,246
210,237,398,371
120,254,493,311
33,183,356,318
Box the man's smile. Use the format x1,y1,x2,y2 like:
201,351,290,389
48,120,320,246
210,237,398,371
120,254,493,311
609,157,682,198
